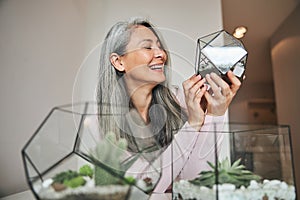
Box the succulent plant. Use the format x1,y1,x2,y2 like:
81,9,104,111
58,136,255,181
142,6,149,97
52,170,79,185
79,164,93,178
93,131,130,186
190,157,261,188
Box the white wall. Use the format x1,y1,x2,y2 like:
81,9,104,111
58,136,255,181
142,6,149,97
0,0,223,197
0,0,86,196
73,0,224,102
271,4,300,197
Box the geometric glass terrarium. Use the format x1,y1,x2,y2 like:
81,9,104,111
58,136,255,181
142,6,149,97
172,123,297,200
195,30,247,84
22,102,163,200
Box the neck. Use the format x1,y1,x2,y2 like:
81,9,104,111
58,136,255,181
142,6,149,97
127,84,154,123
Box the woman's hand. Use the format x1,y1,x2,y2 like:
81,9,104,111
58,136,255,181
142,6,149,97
182,74,207,131
204,70,242,116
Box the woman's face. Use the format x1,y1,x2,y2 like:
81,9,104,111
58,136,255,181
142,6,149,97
121,25,167,87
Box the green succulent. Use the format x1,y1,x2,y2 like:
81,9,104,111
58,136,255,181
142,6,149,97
52,170,79,184
79,164,93,178
51,165,93,190
63,176,86,188
93,131,130,186
190,157,261,188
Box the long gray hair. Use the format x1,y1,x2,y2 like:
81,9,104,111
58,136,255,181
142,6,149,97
97,17,187,151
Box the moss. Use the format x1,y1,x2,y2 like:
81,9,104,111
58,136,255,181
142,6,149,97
52,165,93,189
63,176,86,188
52,170,79,184
79,164,93,178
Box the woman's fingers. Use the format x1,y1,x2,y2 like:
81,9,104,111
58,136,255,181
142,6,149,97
227,70,241,94
190,78,206,101
183,74,207,130
203,71,243,116
205,73,227,98
183,74,206,100
182,74,201,89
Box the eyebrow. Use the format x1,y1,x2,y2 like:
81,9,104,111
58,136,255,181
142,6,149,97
138,39,161,45
138,39,154,44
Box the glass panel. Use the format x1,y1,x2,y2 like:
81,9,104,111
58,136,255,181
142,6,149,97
172,123,296,200
196,30,247,84
22,102,163,200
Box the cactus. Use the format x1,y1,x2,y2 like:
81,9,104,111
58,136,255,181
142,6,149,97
93,132,129,186
190,157,261,188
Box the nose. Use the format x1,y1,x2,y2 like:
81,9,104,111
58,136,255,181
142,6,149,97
154,47,167,60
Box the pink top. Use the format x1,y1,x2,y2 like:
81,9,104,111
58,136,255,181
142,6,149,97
124,86,226,194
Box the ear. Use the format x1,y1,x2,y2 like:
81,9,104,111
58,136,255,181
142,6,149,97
110,53,125,72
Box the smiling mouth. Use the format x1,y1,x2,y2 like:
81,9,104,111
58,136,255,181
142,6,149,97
149,64,164,70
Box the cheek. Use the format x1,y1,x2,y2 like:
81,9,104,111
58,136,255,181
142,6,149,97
123,50,155,71
131,51,153,67
139,51,154,62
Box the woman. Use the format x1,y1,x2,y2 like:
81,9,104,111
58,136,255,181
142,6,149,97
96,17,241,193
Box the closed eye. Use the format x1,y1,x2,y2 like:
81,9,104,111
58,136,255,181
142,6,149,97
143,46,152,50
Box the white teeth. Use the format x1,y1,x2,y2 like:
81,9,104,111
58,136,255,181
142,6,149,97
150,64,163,70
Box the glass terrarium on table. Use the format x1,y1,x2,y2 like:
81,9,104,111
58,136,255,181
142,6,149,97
172,123,297,200
22,102,163,200
195,30,247,84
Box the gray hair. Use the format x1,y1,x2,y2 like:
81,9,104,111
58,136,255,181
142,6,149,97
97,17,187,151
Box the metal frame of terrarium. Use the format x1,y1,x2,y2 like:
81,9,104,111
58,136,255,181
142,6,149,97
195,30,248,84
172,122,297,200
22,102,164,200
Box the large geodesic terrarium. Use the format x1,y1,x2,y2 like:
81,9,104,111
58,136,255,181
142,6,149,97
22,102,163,200
172,123,297,200
195,30,247,84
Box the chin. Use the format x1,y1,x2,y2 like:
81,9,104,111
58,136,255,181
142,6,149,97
155,76,166,84
148,78,166,87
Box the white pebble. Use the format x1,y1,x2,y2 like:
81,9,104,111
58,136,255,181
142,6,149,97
280,181,288,189
248,180,259,189
269,179,281,186
220,183,236,191
42,179,53,188
263,179,281,189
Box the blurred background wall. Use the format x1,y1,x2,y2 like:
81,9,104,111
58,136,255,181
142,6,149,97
0,0,223,197
1,0,299,198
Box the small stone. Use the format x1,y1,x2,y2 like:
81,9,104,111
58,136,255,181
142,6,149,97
42,179,53,188
248,180,259,189
263,179,281,189
262,194,268,200
51,182,66,192
221,183,236,191
280,182,288,189
199,186,210,192
250,180,258,186
269,179,281,186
